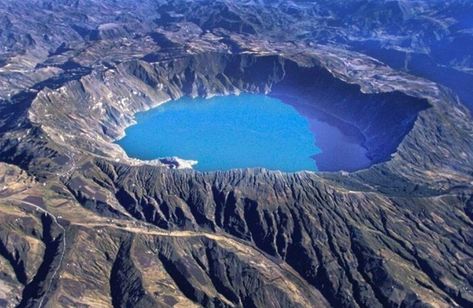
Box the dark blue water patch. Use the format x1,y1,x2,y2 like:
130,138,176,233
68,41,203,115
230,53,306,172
117,94,371,172
272,93,371,172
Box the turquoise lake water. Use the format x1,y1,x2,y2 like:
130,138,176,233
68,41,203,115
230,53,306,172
117,94,321,172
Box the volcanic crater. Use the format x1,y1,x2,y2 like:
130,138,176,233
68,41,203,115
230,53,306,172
10,52,433,177
1,25,473,307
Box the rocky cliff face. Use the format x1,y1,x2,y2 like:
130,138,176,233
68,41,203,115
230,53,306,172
1,1,473,307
